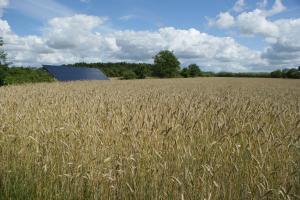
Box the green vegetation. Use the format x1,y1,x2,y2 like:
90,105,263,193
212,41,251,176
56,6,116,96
180,64,203,78
152,50,181,78
133,65,150,79
0,37,7,65
188,64,202,77
0,65,54,86
180,68,189,78
270,70,283,78
270,68,300,79
121,70,137,80
0,65,8,86
0,37,8,86
215,71,271,78
2,67,54,85
69,62,153,79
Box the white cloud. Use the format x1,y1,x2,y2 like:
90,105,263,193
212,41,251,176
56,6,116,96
233,0,286,39
261,18,300,66
233,0,245,13
0,18,10,34
206,0,300,69
236,9,279,37
1,0,298,72
44,15,114,59
1,14,119,66
210,0,286,38
1,14,268,71
47,14,107,32
208,12,235,29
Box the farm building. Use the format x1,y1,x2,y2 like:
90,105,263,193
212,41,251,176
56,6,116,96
43,65,109,81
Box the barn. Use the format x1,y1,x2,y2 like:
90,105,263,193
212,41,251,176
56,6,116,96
43,65,109,81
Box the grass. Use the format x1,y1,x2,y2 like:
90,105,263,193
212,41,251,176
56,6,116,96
0,78,299,199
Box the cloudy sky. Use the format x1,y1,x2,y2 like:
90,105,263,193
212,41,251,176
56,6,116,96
0,0,300,71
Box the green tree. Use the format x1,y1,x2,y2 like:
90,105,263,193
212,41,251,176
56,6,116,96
286,68,300,79
180,68,189,78
270,70,282,78
134,65,148,79
153,50,180,78
121,70,137,80
281,68,289,78
188,64,202,77
0,37,8,86
0,37,7,65
3,67,54,85
0,65,8,86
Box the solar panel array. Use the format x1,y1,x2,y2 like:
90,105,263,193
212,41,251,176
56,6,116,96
43,65,109,81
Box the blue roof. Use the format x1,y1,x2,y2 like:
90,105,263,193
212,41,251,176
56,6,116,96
43,65,109,81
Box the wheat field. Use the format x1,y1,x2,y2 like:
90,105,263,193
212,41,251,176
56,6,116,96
0,78,299,199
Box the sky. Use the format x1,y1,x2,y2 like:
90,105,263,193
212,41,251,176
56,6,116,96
0,0,300,72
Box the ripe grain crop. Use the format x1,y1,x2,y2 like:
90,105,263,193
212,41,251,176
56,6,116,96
0,78,299,199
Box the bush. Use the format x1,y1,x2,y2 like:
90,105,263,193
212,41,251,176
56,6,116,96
121,71,137,80
188,64,202,77
270,70,282,78
69,62,153,78
0,67,54,85
279,68,300,79
134,65,149,79
0,65,8,86
216,72,234,77
202,71,215,77
180,68,189,78
286,68,300,79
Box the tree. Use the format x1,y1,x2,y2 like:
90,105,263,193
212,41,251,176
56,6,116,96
121,70,137,80
188,64,202,77
281,68,289,78
270,70,282,78
286,68,300,79
0,65,8,86
0,37,8,65
180,68,189,78
134,65,149,79
0,37,8,86
153,50,180,78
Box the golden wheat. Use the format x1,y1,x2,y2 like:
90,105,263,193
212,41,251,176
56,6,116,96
0,78,299,199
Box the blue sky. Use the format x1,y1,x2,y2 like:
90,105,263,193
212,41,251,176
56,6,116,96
0,0,300,71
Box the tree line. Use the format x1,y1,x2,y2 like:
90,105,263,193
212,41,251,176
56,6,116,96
270,68,300,79
68,51,204,79
1,38,299,86
69,50,300,79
